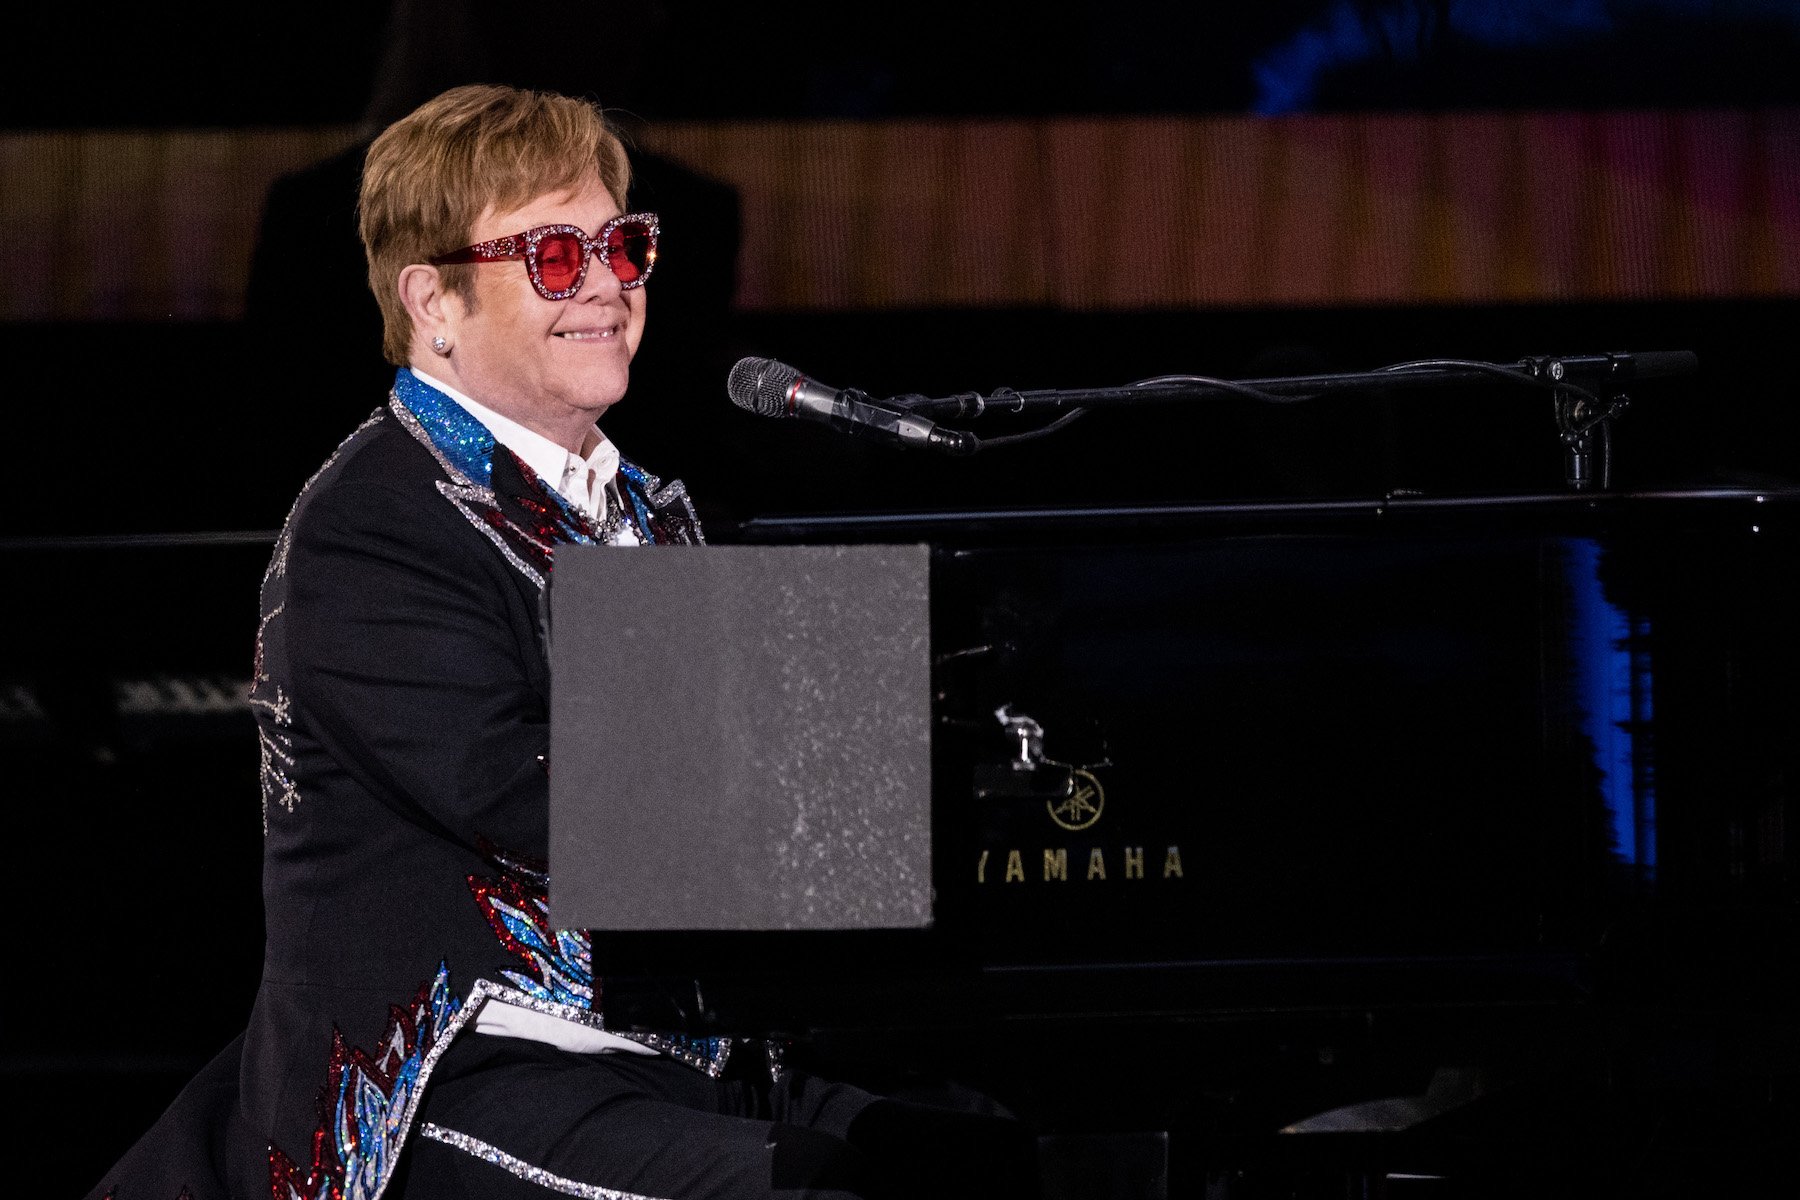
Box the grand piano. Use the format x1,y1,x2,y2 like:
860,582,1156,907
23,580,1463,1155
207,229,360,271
593,486,1800,1196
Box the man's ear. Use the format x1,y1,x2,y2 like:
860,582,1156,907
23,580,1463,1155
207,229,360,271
398,263,460,349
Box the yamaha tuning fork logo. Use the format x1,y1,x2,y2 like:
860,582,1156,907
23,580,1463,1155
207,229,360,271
1048,768,1105,832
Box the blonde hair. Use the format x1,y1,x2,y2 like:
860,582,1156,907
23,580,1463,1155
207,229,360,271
359,84,632,366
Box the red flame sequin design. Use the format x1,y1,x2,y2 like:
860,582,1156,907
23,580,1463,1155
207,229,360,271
466,871,595,1009
266,965,459,1200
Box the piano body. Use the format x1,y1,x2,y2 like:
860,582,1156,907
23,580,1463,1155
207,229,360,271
11,486,1797,1195
596,488,1800,1195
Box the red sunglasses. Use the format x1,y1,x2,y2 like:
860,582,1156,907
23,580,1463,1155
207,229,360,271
430,212,659,300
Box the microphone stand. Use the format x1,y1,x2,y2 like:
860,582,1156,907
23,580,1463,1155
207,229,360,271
891,352,1691,491
903,365,1501,415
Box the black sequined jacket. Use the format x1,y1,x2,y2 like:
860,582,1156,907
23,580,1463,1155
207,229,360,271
90,371,711,1200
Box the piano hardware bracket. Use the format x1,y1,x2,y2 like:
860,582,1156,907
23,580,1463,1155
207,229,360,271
934,642,998,666
1553,385,1630,492
973,704,1115,803
1525,356,1635,492
995,703,1047,770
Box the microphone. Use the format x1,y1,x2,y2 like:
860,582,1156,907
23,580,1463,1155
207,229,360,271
727,358,976,454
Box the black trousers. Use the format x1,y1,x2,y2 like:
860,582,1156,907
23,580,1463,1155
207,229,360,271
393,1034,1038,1200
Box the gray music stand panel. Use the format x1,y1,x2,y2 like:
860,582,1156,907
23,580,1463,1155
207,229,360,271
548,544,932,930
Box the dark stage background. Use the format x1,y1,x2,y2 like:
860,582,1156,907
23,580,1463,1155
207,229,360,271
4,2,1799,1194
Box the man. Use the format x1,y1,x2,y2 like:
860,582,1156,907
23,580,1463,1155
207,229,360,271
91,84,1030,1200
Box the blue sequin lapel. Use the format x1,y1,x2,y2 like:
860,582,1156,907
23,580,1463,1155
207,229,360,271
391,369,498,488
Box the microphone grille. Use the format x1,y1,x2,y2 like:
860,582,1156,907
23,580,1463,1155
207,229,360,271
727,357,799,418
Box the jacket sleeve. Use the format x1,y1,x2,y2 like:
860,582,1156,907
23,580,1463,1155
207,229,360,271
277,475,552,859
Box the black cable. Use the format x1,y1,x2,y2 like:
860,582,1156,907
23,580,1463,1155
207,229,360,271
961,408,1088,452
954,374,1300,452
1128,373,1311,405
1377,357,1604,409
939,356,1619,453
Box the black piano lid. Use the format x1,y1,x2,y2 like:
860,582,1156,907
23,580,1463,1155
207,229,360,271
735,485,1800,544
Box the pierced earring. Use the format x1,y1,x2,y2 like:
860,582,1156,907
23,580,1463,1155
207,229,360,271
432,336,449,354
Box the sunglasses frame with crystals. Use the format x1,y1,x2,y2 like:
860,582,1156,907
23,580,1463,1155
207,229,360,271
429,212,660,300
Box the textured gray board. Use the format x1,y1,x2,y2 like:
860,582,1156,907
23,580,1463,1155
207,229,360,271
548,543,932,930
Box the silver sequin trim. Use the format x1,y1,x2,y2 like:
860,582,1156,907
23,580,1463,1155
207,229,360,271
392,393,554,590
267,407,388,586
389,392,475,488
417,1124,671,1200
590,480,635,545
438,480,549,590
256,726,299,831
247,602,291,727
764,1038,788,1080
475,981,730,1078
646,478,706,546
254,408,387,830
357,976,504,1200
358,977,717,1200
250,599,299,832
611,1028,731,1078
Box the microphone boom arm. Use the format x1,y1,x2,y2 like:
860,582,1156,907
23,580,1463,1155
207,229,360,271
890,350,1695,485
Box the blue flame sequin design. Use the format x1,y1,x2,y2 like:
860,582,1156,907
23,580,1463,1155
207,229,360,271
268,964,461,1200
